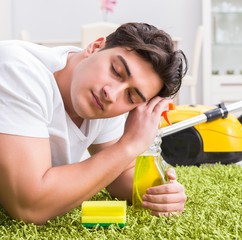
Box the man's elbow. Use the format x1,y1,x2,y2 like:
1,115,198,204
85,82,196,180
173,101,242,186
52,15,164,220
1,190,55,225
6,203,52,225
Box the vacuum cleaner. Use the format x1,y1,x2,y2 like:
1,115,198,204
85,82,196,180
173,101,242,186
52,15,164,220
160,101,242,166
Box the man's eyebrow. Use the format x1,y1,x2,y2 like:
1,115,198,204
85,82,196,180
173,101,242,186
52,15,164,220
117,55,146,102
117,55,131,77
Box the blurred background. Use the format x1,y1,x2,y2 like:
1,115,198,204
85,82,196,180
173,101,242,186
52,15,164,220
1,0,241,108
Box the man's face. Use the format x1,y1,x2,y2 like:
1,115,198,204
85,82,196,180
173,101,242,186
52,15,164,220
71,45,163,119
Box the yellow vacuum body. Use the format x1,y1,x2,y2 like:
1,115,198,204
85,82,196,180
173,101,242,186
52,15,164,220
161,105,242,166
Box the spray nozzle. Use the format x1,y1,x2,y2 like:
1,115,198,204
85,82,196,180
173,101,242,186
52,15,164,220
160,103,175,127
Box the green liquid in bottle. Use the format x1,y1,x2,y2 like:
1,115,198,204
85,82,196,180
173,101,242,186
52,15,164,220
132,129,169,208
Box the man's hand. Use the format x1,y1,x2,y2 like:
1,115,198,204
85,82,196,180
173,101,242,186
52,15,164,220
141,168,187,216
122,97,173,156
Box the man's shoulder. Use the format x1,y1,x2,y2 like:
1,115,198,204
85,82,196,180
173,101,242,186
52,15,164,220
0,40,26,58
0,40,45,64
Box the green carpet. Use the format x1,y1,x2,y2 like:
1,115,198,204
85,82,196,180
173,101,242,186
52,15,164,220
0,164,241,240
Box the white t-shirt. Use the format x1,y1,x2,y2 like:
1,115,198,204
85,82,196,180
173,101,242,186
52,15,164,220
0,40,125,166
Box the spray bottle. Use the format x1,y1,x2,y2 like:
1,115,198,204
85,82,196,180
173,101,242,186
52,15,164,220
132,103,174,208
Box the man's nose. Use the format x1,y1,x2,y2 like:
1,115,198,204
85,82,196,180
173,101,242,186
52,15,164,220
102,84,125,103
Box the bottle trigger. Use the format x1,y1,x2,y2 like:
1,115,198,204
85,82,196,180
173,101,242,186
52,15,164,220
161,111,171,125
161,103,175,126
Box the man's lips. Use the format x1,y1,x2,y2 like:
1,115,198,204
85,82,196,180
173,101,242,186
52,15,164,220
92,91,104,111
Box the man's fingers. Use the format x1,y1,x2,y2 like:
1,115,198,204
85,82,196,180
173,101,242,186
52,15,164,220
166,167,176,180
146,181,184,195
142,201,185,213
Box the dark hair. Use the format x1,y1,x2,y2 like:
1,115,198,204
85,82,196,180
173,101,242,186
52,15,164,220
103,22,188,98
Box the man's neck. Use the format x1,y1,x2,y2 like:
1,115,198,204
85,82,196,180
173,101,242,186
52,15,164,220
54,51,85,127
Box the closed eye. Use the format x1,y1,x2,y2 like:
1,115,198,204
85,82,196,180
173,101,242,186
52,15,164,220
127,91,134,104
111,64,122,79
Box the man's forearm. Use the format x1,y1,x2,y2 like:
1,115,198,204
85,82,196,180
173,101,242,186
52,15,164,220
106,161,135,204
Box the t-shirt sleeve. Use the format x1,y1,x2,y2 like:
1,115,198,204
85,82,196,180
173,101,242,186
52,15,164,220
0,44,53,137
92,114,126,144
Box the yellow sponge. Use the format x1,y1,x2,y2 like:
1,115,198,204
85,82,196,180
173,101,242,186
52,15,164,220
81,201,127,227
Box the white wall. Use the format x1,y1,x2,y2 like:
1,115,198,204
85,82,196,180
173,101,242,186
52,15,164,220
7,0,203,103
0,0,13,39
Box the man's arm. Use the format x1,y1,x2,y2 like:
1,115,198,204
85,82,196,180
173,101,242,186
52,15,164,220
89,142,135,203
0,134,138,225
90,143,187,216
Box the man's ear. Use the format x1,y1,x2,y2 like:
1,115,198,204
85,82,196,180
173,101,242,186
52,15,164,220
84,37,106,56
